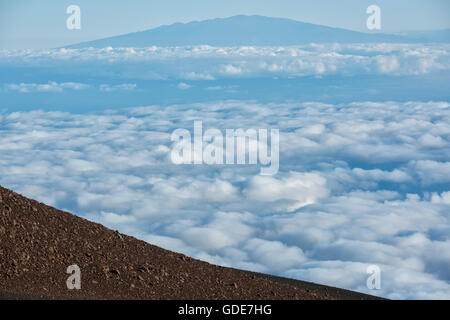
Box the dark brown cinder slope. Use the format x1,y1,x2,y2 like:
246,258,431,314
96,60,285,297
0,186,381,300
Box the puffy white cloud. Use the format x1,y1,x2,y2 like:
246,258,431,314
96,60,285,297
244,172,329,212
418,133,447,148
376,55,400,73
411,160,450,185
244,239,307,273
177,82,191,90
431,191,450,204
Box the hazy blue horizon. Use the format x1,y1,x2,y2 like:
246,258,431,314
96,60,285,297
1,0,450,49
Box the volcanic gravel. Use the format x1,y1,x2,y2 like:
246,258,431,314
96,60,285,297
0,186,380,300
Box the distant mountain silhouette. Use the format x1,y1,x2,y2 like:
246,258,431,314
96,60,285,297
66,15,449,48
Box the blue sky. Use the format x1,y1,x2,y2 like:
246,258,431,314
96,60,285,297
1,0,449,49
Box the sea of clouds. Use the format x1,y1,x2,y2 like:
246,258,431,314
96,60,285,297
0,100,449,299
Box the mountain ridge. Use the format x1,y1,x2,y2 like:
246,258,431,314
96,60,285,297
65,15,449,48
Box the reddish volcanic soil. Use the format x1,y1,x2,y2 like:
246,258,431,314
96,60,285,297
0,186,380,300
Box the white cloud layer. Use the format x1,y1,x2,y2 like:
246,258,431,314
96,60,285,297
1,43,449,80
0,100,449,299
4,81,90,93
